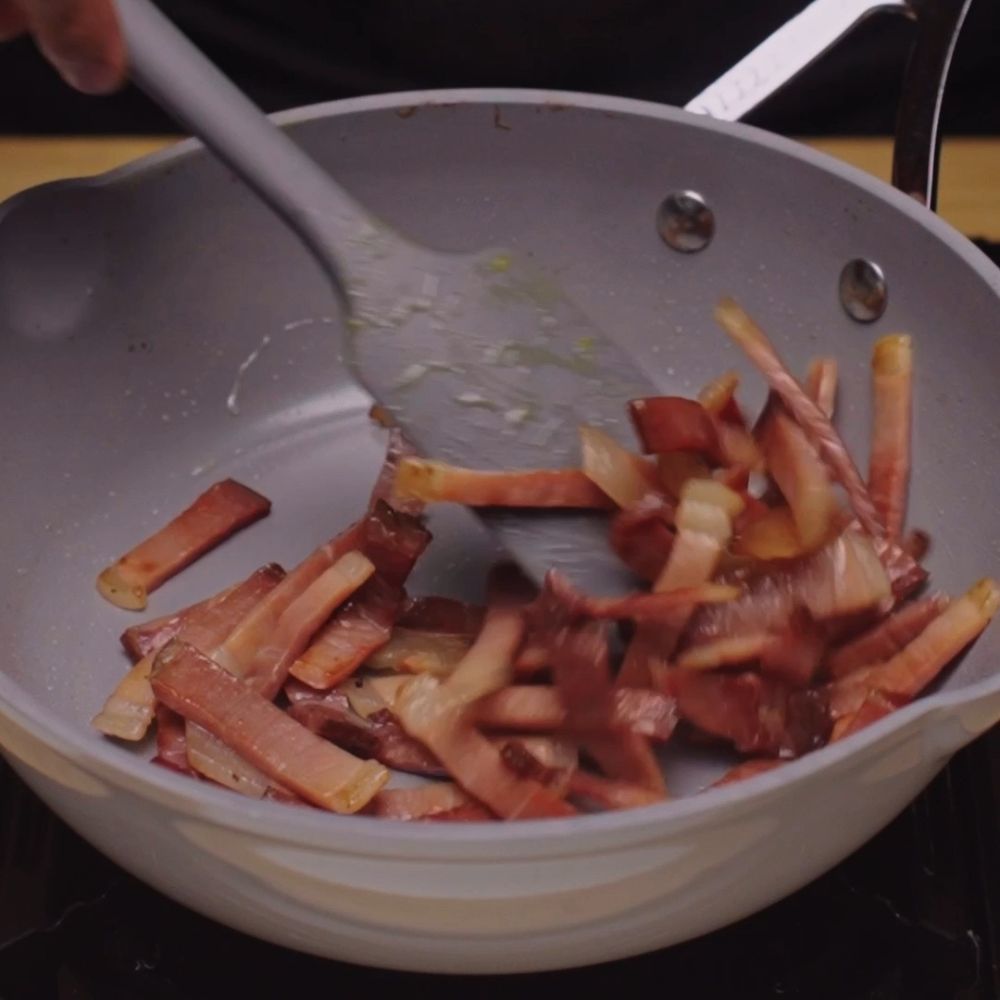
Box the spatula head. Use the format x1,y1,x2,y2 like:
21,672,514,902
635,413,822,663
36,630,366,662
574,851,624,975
342,236,663,595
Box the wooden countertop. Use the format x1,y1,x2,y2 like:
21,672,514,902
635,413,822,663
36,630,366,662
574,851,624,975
1,135,998,240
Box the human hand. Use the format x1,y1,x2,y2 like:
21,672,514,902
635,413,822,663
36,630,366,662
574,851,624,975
0,0,124,94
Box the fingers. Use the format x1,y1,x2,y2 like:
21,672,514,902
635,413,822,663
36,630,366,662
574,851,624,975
0,0,29,41
21,0,126,94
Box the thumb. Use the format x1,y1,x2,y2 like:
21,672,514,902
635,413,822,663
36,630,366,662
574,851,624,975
22,0,126,94
0,0,29,41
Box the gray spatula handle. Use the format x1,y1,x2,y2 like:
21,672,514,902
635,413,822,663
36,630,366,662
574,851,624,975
114,0,371,296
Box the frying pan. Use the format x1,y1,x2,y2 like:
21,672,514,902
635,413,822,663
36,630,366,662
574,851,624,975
0,0,998,975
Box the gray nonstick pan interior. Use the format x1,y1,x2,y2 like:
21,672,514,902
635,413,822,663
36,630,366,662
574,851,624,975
1,90,998,798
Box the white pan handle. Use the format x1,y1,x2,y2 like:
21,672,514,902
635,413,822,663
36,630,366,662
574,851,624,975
684,0,907,121
686,0,973,210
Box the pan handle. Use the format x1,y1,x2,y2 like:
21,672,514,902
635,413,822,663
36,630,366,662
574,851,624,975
891,0,972,209
685,0,972,211
684,0,907,122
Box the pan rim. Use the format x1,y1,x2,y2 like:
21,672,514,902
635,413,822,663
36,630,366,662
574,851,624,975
1,86,998,850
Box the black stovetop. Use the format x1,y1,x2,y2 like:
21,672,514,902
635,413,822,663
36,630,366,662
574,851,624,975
2,241,999,1000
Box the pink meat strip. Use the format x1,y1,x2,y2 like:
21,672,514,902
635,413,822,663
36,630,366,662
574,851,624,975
96,479,271,610
685,529,891,647
715,299,882,536
394,570,577,819
541,569,739,622
534,582,666,793
152,704,192,775
474,685,677,741
608,493,676,583
755,394,838,550
92,564,286,741
290,504,430,690
394,459,614,509
370,783,489,820
398,596,486,633
665,669,831,757
237,550,375,696
286,685,445,777
151,640,388,812
213,504,422,698
289,576,404,689
120,581,241,661
397,676,577,819
714,299,925,596
566,770,664,811
825,594,950,680
499,738,662,811
618,479,743,688
804,357,838,419
829,691,896,742
828,579,999,713
212,520,366,690
868,335,913,541
368,427,424,516
628,396,723,460
676,608,826,688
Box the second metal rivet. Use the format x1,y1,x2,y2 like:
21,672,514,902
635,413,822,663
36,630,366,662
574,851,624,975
656,191,715,253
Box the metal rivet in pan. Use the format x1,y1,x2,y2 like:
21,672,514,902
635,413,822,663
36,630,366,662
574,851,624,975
839,258,887,323
656,191,715,253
